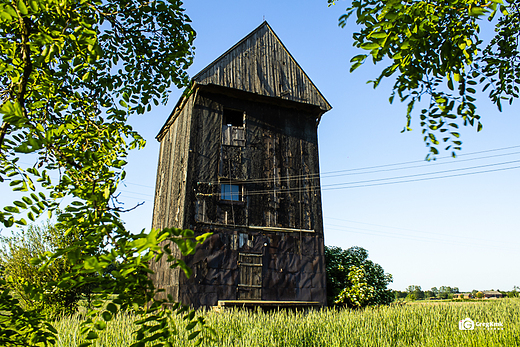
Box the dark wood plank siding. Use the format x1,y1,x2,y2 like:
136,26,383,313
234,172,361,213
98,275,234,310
168,90,326,307
151,94,195,231
151,22,329,308
187,91,323,232
149,92,197,301
193,23,331,112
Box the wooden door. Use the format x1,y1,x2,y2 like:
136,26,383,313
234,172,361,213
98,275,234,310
237,252,262,300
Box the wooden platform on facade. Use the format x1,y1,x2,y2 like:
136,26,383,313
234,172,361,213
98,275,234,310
216,300,321,309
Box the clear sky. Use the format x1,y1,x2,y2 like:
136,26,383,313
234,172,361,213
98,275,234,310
2,1,519,292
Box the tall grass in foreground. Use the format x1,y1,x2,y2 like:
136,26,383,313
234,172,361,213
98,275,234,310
54,299,520,347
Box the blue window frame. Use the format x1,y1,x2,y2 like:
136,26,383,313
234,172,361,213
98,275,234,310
221,184,240,201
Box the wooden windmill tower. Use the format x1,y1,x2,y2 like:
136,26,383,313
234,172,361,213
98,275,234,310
150,22,332,308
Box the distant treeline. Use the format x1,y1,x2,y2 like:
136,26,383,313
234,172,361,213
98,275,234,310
392,285,520,300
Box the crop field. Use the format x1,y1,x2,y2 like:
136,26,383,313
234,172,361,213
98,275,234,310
54,299,520,347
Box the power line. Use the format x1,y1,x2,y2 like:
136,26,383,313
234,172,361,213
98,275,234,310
117,190,154,198
324,224,518,251
10,145,520,199
322,164,520,191
322,151,520,178
240,160,520,196
321,159,520,190
323,145,520,175
195,145,520,186
121,182,155,189
115,156,520,199
324,217,520,247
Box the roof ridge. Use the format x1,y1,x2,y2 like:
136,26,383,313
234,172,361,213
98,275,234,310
191,21,331,112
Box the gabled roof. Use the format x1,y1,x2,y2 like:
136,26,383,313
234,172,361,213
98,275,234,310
192,21,331,112
156,22,331,141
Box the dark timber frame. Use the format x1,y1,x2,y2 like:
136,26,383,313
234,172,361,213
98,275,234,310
150,22,332,308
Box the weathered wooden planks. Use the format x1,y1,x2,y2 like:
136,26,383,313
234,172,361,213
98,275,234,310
192,22,331,113
150,22,330,309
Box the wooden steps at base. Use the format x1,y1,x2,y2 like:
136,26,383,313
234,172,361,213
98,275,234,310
215,300,321,309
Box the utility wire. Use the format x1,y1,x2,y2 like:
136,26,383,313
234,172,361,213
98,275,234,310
323,145,520,175
322,164,520,191
322,159,520,189
12,146,518,201
13,145,520,193
196,145,520,186
238,160,520,197
324,224,519,251
322,151,520,178
324,217,520,247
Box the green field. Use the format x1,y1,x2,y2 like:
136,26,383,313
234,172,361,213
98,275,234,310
54,299,520,347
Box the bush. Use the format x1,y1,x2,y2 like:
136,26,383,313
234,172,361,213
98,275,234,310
0,221,85,317
325,245,393,308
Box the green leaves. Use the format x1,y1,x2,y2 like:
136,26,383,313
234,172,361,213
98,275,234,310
0,0,209,346
360,42,380,50
468,5,487,17
0,3,16,22
325,246,393,308
17,0,29,15
337,0,518,157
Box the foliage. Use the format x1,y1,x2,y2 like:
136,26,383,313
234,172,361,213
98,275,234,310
334,264,376,307
438,285,459,299
423,289,436,299
0,276,58,346
394,285,461,301
431,286,439,297
507,286,520,298
406,285,424,301
325,245,393,308
0,220,85,317
392,289,407,300
52,299,520,346
0,0,213,345
329,0,520,159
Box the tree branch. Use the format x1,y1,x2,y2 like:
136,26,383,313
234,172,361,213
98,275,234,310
16,10,33,114
0,7,34,153
0,122,9,152
112,201,145,213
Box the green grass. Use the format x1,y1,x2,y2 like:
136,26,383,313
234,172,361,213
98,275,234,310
54,299,520,347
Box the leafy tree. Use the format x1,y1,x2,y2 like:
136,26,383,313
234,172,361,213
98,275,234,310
325,245,393,308
0,220,85,317
392,289,407,300
424,290,435,299
0,275,57,347
0,0,213,345
507,286,519,298
405,285,424,300
329,0,519,158
438,286,459,299
476,291,484,299
406,292,416,301
335,264,376,308
431,287,439,297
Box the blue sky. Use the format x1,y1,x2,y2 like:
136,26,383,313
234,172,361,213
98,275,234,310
2,0,519,292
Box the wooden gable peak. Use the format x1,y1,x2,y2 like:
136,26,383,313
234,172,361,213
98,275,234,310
192,21,331,112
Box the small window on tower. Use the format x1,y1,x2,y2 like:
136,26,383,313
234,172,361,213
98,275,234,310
221,184,241,201
222,109,245,146
223,109,243,127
